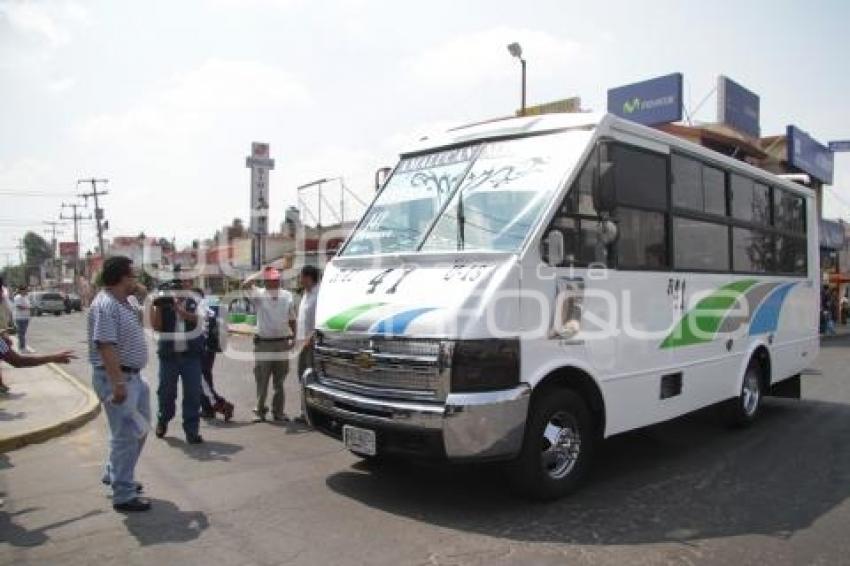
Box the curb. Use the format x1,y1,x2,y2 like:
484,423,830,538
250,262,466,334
227,325,257,336
0,363,101,453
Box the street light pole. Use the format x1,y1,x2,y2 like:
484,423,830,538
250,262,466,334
520,57,527,115
507,42,527,115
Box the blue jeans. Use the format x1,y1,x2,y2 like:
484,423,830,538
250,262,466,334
92,367,151,505
157,353,202,436
15,318,29,351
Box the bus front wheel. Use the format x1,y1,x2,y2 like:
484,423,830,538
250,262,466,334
725,361,764,427
507,388,595,501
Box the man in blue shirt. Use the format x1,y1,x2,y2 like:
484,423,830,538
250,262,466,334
88,255,152,513
150,266,204,444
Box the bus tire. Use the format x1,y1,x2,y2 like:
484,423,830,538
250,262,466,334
725,360,763,427
507,388,595,501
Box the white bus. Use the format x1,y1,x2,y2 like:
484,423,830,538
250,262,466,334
302,112,819,500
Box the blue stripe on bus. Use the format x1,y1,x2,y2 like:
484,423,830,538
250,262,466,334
371,307,436,336
749,282,796,336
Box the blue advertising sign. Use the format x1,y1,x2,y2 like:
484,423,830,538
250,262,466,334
607,73,683,126
787,125,834,184
717,75,760,138
828,140,850,152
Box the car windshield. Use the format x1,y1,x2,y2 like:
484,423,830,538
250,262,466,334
341,129,593,256
43,293,63,300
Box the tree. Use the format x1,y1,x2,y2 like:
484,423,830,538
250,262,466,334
23,232,52,266
1,265,26,288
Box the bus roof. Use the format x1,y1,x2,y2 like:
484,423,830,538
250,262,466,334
406,112,813,200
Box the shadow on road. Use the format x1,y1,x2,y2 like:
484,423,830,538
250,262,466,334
122,498,208,546
0,507,103,547
163,437,244,462
326,398,850,545
820,334,850,349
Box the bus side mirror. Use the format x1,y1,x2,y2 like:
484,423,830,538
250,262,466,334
375,167,392,192
543,230,565,266
592,160,616,213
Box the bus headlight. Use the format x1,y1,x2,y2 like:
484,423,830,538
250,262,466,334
449,338,520,392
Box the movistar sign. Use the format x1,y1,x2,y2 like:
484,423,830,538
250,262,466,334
608,73,683,126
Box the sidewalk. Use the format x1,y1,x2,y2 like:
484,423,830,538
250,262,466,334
0,360,100,452
821,323,850,339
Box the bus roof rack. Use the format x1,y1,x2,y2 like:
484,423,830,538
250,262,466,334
777,173,812,186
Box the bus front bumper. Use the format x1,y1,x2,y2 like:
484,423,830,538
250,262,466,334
303,370,530,461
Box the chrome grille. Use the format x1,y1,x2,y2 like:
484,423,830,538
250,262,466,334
315,334,447,401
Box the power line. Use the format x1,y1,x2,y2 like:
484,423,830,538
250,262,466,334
0,190,77,197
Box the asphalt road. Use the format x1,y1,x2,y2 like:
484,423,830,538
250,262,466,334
2,311,850,565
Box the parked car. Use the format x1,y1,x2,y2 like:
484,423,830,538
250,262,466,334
64,293,83,313
30,291,65,316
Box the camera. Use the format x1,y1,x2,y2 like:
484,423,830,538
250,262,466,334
152,280,182,308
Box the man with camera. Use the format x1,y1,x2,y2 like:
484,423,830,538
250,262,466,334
150,266,205,444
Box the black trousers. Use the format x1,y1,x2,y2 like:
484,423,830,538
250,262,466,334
200,350,223,412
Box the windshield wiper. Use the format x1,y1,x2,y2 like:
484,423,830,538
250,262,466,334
457,191,466,251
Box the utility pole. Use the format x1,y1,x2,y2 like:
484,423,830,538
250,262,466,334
43,222,64,286
43,221,64,257
61,203,90,292
15,238,24,265
77,178,109,257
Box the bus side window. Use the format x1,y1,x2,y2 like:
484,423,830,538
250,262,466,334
609,144,669,270
545,145,612,267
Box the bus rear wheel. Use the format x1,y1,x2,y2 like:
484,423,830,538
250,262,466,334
725,361,764,427
507,388,595,501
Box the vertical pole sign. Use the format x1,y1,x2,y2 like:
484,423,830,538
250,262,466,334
245,142,275,269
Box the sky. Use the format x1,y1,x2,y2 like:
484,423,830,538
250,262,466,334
1,0,849,265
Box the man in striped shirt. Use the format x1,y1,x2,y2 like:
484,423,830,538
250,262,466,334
88,256,152,513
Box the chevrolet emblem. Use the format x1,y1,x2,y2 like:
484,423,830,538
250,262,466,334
354,351,376,370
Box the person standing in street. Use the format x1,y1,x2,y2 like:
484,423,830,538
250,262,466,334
0,278,13,394
13,286,30,351
244,267,296,423
196,289,234,422
295,265,320,423
88,255,152,513
150,266,205,444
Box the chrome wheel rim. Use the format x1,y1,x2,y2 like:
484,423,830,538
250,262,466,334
541,411,581,480
742,370,761,417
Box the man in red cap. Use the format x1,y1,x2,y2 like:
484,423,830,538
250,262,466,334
244,267,296,422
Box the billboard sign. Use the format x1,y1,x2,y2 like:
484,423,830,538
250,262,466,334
717,75,760,138
245,142,275,235
828,140,850,152
59,241,78,262
607,73,683,126
787,125,834,184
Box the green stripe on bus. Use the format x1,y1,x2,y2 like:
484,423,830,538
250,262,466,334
661,279,758,349
323,303,386,331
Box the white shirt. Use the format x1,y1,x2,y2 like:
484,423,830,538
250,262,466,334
13,294,30,321
296,285,319,341
252,287,296,339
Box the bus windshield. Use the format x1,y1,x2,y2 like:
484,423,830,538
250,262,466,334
341,129,593,256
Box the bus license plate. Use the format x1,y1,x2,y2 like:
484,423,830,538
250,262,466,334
343,425,376,456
